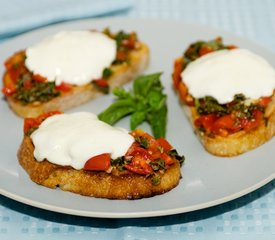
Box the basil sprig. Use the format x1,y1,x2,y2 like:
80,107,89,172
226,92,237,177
98,73,167,138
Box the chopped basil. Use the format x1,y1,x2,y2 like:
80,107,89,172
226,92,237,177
15,75,60,104
183,37,228,67
115,31,130,48
151,174,161,185
135,136,149,149
102,68,113,79
169,149,185,166
195,94,264,119
150,159,166,171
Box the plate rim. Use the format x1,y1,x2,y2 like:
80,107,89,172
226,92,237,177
0,17,274,218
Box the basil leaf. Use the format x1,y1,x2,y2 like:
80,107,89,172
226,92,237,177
130,111,146,130
98,72,167,138
148,90,166,111
113,87,132,99
133,72,162,96
148,104,167,138
98,99,134,125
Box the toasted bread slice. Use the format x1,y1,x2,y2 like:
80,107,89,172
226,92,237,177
172,37,275,157
4,42,149,118
18,136,181,199
18,112,183,199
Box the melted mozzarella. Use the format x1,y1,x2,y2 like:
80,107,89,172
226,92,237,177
25,31,116,86
181,49,275,104
30,112,134,170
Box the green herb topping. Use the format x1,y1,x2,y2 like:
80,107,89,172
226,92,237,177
98,73,168,138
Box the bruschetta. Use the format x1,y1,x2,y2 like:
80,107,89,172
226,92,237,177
172,37,275,156
18,111,184,199
2,29,149,118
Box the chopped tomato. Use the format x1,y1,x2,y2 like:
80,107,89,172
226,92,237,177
160,152,175,166
124,155,153,175
172,58,183,89
195,114,217,132
157,138,173,152
23,118,38,134
126,143,152,160
227,45,237,50
55,82,72,92
2,86,16,96
116,50,128,61
23,79,32,89
4,51,25,70
124,129,179,175
125,140,153,175
199,45,214,56
243,110,263,132
84,153,111,171
178,81,194,105
93,79,109,88
195,109,264,137
2,73,17,96
32,74,47,83
258,96,272,107
122,32,136,49
24,111,62,134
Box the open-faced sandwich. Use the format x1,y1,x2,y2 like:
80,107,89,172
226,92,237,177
172,37,275,156
18,111,184,199
2,28,149,118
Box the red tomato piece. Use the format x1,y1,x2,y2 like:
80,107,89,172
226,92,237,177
3,72,17,95
172,58,183,89
157,138,173,152
122,33,136,49
199,45,214,56
258,96,272,107
243,110,263,132
124,155,153,175
125,141,153,175
227,45,237,50
93,79,109,88
160,153,175,166
84,153,111,171
24,118,39,134
116,51,128,61
23,79,32,89
33,74,47,83
24,111,62,134
2,86,16,96
55,82,72,92
4,51,25,70
126,144,152,161
195,114,217,131
178,81,194,106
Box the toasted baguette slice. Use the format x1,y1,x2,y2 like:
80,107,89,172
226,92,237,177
172,36,275,157
5,42,149,118
18,135,181,199
182,94,275,156
18,112,183,199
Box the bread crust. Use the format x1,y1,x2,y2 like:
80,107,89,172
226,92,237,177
6,42,150,118
182,93,275,156
18,136,181,199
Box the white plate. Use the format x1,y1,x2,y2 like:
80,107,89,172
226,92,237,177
0,18,274,218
